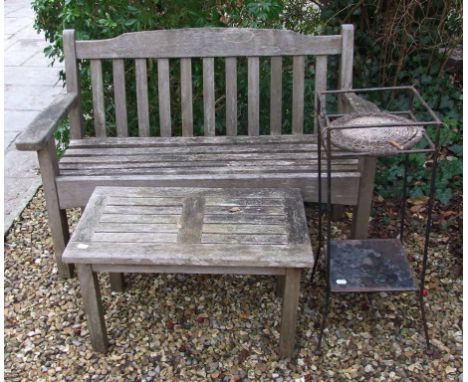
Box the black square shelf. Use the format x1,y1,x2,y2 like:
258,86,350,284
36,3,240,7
329,239,417,293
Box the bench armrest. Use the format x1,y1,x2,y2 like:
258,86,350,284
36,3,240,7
15,92,78,151
341,92,380,113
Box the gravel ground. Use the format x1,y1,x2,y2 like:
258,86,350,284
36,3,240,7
4,189,462,381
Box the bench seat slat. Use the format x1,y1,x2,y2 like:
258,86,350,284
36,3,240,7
68,135,320,147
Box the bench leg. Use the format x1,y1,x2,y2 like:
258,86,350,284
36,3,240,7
37,140,74,278
351,157,377,239
77,264,108,353
279,268,301,358
109,273,125,292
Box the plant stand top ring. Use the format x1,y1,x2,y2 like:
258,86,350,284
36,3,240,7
325,112,425,155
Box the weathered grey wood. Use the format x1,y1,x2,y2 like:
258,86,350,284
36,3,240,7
63,29,83,139
103,205,182,215
157,59,172,137
67,134,319,147
284,196,310,244
180,58,193,136
100,214,179,224
248,57,260,136
292,56,305,134
314,56,327,133
352,157,377,239
205,205,284,215
65,238,313,267
203,58,216,136
75,28,342,59
270,56,283,135
225,57,237,136
37,139,73,278
97,223,179,233
92,232,178,243
56,173,360,209
109,273,125,292
62,187,313,267
106,196,184,206
203,224,287,234
60,159,357,171
135,59,150,137
339,24,354,91
64,142,319,155
112,59,128,137
93,264,285,276
202,234,288,245
58,164,357,177
279,268,301,358
90,60,106,137
92,186,299,199
177,197,205,244
16,93,78,151
77,264,108,352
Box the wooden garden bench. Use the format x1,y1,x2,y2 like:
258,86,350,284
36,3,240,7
16,25,378,278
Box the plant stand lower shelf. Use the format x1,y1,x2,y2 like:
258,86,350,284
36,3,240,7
329,239,417,293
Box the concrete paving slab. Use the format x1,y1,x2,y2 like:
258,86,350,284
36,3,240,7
4,16,31,35
5,6,35,18
4,39,42,66
4,131,21,152
4,66,62,86
4,175,42,235
22,50,58,67
4,149,40,178
4,110,38,132
5,85,65,111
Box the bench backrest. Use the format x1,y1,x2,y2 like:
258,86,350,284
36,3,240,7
64,26,354,139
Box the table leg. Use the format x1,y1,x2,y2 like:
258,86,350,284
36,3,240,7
77,264,108,352
279,268,302,358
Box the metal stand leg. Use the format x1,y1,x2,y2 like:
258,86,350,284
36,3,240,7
418,290,432,354
315,289,331,355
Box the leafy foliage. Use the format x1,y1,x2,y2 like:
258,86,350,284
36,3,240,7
316,0,463,205
32,0,462,203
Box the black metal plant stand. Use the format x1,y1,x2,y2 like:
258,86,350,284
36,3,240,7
313,86,442,354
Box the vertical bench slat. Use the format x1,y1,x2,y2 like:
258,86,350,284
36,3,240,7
339,25,354,90
247,57,260,136
225,57,237,136
135,59,150,137
292,56,304,135
112,59,128,137
157,58,172,137
203,58,215,136
63,29,84,139
90,60,106,137
314,56,328,128
270,56,282,135
180,58,193,136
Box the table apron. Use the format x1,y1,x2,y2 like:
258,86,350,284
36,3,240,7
91,264,289,275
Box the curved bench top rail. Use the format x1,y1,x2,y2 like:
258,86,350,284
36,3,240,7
75,28,343,59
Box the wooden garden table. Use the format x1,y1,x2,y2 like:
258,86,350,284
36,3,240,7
62,186,314,358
